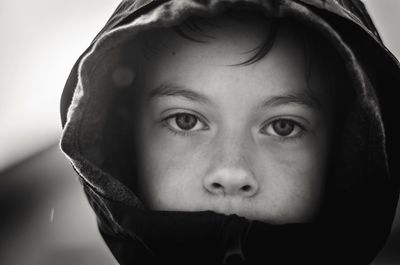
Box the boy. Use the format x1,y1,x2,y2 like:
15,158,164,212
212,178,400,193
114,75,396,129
60,0,399,264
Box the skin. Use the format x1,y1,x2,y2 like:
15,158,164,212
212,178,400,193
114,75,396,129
133,14,336,224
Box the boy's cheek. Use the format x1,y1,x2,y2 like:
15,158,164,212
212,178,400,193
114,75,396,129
138,156,207,211
265,161,326,221
249,149,326,218
137,135,209,208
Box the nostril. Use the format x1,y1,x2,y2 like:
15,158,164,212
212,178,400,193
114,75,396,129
241,185,251,192
204,172,259,197
212,183,223,189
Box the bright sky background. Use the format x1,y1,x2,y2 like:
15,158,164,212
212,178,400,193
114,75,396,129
0,0,399,172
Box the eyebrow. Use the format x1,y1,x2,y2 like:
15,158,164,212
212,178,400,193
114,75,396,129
148,82,211,105
259,91,323,111
148,82,322,111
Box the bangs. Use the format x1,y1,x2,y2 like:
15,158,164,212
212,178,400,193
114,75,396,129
171,7,280,66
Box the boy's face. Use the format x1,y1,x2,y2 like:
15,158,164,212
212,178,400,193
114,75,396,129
134,15,335,224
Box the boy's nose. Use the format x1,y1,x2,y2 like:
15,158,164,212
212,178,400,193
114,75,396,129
203,167,259,197
204,129,259,197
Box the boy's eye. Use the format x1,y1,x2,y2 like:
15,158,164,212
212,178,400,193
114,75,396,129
164,113,208,132
261,119,304,138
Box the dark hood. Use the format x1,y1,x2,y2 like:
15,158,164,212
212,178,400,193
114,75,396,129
60,0,400,264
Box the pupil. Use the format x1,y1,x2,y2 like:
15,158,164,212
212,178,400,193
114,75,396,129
273,120,294,136
176,114,197,130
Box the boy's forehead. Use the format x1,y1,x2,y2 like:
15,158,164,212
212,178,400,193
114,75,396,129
140,14,272,64
140,16,310,69
137,14,339,110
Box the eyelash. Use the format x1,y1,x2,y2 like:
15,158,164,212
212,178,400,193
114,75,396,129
160,112,209,137
161,123,192,137
263,119,307,142
159,113,307,141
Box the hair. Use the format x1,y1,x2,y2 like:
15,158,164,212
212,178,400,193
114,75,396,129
170,8,280,66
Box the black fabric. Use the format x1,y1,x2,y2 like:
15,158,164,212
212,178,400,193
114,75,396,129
83,178,396,264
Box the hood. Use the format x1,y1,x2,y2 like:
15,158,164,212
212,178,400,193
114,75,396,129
60,0,400,264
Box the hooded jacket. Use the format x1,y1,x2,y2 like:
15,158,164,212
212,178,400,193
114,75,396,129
60,0,400,264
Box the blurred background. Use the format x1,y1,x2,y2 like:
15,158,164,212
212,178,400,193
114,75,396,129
0,0,399,264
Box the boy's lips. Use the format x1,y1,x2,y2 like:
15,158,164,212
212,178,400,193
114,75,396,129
197,199,254,218
193,199,282,223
